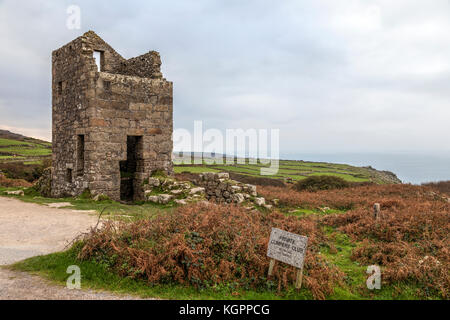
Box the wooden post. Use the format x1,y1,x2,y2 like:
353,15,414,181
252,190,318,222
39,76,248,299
295,266,304,289
268,259,276,277
374,203,380,220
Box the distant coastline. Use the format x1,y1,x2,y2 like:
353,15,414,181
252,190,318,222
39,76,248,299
281,152,450,185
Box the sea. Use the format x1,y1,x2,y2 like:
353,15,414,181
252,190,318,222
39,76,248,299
280,152,450,185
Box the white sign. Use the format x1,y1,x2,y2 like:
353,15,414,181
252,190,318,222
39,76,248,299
267,228,308,269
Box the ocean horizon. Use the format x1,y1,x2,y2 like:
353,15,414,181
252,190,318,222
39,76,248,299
281,152,450,185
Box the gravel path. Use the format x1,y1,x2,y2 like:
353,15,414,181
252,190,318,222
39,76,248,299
0,196,148,300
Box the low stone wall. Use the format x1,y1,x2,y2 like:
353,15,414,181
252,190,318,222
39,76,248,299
195,172,258,204
140,172,270,208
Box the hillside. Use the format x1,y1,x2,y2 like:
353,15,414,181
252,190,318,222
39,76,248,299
0,130,401,184
0,130,52,163
174,157,402,185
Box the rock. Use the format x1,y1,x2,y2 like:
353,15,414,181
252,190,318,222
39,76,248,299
254,197,266,206
231,185,242,192
158,194,173,204
143,185,153,192
147,195,159,203
264,204,273,210
33,167,52,197
47,202,73,208
232,193,245,204
144,190,153,197
271,199,279,206
190,187,206,195
170,189,184,195
148,177,160,187
217,172,229,179
5,190,24,196
245,184,257,197
93,193,109,201
174,199,187,205
223,191,230,198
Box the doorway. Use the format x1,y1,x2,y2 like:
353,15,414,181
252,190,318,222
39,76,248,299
120,136,143,201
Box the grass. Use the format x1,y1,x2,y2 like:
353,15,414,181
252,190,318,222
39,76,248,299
2,187,433,300
0,186,174,220
320,227,429,300
8,217,428,300
10,245,314,300
173,158,398,184
0,137,51,161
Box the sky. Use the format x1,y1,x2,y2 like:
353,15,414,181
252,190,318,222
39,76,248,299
1,0,450,156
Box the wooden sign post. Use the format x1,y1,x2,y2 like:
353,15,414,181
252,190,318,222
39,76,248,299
374,203,381,220
267,228,308,290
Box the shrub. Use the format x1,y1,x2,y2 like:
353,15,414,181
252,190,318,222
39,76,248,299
322,190,450,299
295,175,350,192
0,173,32,187
78,203,343,299
0,158,51,182
422,180,450,195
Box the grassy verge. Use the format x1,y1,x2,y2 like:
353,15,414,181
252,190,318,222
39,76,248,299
0,186,174,220
10,245,314,300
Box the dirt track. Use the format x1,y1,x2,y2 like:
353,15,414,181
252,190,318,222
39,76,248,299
0,196,146,300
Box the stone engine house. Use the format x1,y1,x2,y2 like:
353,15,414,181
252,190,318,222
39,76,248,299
51,31,173,201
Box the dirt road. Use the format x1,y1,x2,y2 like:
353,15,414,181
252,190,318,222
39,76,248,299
0,196,144,300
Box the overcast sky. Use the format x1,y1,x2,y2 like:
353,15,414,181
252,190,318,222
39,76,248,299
1,0,449,156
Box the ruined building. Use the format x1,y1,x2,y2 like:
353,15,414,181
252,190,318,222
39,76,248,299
51,31,173,201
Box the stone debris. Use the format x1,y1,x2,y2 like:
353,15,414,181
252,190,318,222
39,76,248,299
46,202,73,208
189,187,206,195
254,197,266,206
4,190,24,196
174,199,187,205
197,172,264,205
157,194,173,204
140,172,268,209
147,195,159,203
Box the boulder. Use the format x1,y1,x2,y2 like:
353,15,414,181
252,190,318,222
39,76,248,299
148,177,160,187
232,193,245,204
170,189,184,195
158,194,173,204
190,187,206,195
254,197,266,206
5,190,24,196
217,172,230,179
174,199,187,205
231,185,242,192
147,195,159,203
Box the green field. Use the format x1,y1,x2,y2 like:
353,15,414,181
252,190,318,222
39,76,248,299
0,137,51,164
174,159,400,184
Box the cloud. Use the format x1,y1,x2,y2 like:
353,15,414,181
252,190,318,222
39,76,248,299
0,0,449,155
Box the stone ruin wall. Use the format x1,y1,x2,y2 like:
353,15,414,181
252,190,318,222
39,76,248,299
51,31,173,201
195,172,258,204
